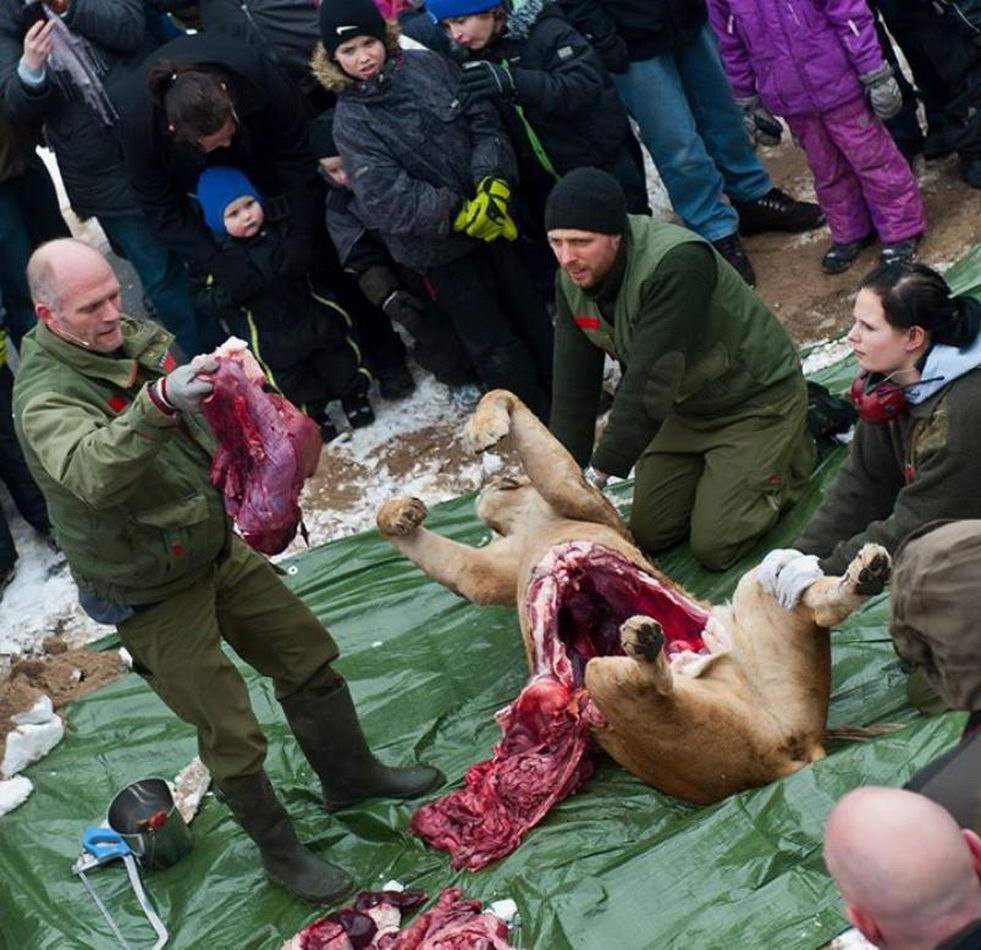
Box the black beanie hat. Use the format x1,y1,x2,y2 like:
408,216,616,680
309,110,337,159
544,167,628,235
319,0,387,58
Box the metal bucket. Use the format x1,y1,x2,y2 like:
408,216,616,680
107,778,192,871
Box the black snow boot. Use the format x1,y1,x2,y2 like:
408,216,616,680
731,187,826,235
281,680,445,811
217,770,355,905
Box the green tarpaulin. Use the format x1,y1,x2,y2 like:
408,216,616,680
2,307,977,950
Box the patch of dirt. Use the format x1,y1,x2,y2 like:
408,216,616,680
0,644,125,764
752,145,981,342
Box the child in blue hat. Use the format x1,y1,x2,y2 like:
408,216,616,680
195,166,374,440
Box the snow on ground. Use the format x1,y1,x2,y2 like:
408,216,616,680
280,372,483,554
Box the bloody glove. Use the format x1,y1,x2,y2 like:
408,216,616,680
152,355,219,414
461,59,516,101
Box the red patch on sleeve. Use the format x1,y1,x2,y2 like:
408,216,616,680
574,315,600,330
170,544,186,556
161,353,177,373
904,464,915,483
106,395,128,413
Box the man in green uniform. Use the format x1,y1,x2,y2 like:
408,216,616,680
12,239,442,905
546,168,814,571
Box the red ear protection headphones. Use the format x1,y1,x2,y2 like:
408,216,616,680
848,372,909,424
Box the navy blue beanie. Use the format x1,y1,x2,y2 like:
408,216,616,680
196,166,262,236
427,0,499,22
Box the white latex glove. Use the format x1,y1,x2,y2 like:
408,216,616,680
757,548,824,609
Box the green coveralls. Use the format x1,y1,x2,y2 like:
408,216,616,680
13,318,338,782
550,216,814,571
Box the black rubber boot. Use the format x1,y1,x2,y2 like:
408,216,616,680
281,680,445,811
218,770,355,904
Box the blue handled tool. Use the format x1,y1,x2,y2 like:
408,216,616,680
72,826,169,949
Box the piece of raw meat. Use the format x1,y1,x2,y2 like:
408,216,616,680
287,888,515,950
201,338,322,554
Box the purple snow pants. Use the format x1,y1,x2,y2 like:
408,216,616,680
786,96,926,244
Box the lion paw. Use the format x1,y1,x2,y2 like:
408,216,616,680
377,497,428,537
843,543,892,597
620,615,665,663
463,396,512,454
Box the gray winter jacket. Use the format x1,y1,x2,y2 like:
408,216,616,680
0,0,153,218
312,30,517,270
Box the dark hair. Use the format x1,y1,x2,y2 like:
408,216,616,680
859,262,981,349
147,60,236,145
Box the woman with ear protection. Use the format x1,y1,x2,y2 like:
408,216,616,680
796,262,981,575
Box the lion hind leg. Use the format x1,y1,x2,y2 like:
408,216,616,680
467,390,626,534
801,543,892,628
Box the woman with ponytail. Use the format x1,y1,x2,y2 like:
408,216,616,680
115,34,323,305
796,262,981,574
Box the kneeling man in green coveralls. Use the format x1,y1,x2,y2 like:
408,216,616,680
12,239,443,905
545,168,814,571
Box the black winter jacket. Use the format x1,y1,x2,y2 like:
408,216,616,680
0,0,154,217
194,221,351,372
312,33,516,271
560,0,706,62
115,34,322,273
470,0,640,189
153,0,324,98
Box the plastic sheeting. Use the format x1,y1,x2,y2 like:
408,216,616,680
0,359,967,950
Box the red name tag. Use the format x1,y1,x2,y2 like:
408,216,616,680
574,315,600,330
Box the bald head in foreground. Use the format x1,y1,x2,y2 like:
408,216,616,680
26,238,125,353
824,787,981,949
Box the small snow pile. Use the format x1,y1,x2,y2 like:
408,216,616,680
0,776,32,817
1,692,64,780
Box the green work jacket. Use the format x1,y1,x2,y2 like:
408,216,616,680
13,318,230,604
550,215,802,476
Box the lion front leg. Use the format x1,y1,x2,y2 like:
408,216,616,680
586,615,675,703
800,543,892,628
376,495,519,606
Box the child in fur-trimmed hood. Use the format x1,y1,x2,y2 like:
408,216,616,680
312,0,553,419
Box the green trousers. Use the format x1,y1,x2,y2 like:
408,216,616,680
117,538,339,782
630,378,815,571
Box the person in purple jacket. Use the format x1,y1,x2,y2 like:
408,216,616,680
708,0,926,275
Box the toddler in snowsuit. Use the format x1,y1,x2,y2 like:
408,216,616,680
708,0,927,274
309,110,478,391
313,0,553,420
194,166,374,440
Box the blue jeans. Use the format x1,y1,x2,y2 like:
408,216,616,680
613,24,771,241
99,214,211,357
